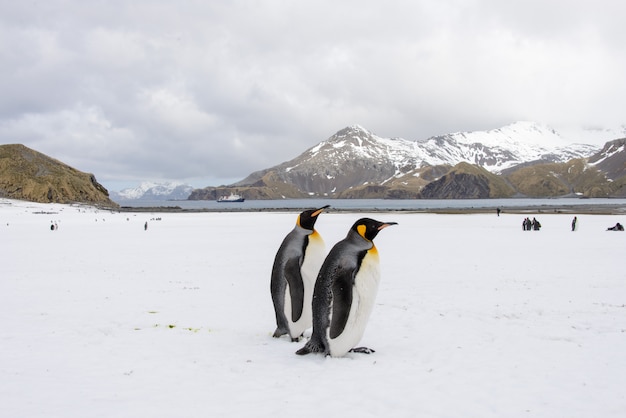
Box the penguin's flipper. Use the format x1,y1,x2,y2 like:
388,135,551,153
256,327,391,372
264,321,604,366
329,269,354,339
284,257,305,322
270,262,290,336
349,347,376,354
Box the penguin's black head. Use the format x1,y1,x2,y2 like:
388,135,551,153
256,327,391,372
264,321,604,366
297,205,330,230
352,218,398,241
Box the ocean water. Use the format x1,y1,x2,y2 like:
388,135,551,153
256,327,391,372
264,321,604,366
115,198,626,211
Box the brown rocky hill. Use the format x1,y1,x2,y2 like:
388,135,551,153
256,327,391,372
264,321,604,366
418,162,516,199
0,144,118,206
503,159,605,197
502,139,626,198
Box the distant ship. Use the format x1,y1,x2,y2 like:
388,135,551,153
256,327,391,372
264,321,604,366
217,193,245,203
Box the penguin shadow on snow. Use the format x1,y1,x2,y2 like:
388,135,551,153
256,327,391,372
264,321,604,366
269,210,397,358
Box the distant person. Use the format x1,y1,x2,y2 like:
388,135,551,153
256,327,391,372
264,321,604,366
607,222,624,231
144,221,148,231
571,216,577,231
532,218,541,231
496,208,501,217
523,217,532,231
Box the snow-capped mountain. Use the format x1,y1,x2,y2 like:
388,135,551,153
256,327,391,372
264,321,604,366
234,122,605,197
416,121,599,172
111,181,193,201
448,121,568,147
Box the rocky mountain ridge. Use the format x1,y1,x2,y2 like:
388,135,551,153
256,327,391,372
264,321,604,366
189,123,626,200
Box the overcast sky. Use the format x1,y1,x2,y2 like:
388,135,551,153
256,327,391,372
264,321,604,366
1,0,625,190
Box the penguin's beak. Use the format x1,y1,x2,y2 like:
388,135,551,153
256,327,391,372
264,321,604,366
312,205,330,217
378,222,398,230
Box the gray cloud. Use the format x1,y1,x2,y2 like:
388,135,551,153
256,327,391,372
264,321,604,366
1,0,625,190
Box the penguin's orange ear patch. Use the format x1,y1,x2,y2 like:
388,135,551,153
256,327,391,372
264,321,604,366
357,224,367,239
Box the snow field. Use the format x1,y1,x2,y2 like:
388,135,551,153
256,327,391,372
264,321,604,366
1,200,625,417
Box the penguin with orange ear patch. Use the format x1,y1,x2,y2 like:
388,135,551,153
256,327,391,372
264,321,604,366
271,205,330,341
296,218,397,357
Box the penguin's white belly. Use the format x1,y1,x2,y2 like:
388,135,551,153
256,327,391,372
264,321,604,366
285,234,325,338
328,251,380,357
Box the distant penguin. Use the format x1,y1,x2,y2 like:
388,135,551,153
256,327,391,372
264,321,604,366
296,218,397,357
271,205,330,341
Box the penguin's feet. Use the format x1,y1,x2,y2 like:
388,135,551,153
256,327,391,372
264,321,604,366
296,340,326,355
349,347,376,354
295,346,311,355
272,328,288,338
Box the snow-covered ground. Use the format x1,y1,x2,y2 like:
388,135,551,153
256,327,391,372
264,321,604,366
2,199,625,417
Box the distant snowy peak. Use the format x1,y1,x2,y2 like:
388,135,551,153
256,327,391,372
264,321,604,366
112,181,193,201
310,125,412,154
423,121,601,171
556,125,626,146
446,121,567,147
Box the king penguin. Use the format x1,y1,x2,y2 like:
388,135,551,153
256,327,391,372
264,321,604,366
296,217,397,357
271,205,330,341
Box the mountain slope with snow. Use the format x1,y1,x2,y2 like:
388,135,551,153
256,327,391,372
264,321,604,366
419,121,599,172
588,138,626,182
231,122,610,197
111,181,193,201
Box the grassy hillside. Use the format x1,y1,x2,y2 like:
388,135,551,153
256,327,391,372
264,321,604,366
504,159,614,197
0,144,118,206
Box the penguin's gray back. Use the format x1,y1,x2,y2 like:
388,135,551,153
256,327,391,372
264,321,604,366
271,225,325,340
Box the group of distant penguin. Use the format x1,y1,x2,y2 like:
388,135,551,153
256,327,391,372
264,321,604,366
270,205,397,357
